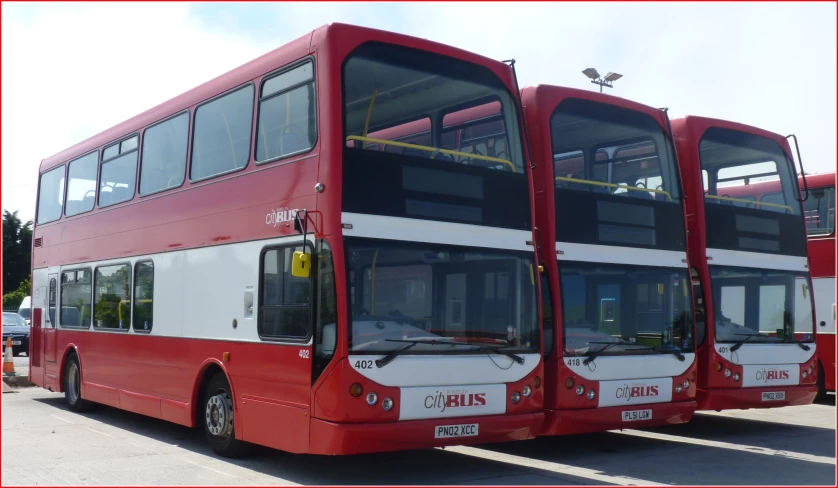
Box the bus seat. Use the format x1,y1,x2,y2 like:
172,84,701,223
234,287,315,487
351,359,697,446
319,323,336,356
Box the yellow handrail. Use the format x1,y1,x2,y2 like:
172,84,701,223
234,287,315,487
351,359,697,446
554,176,672,201
705,194,793,212
346,135,516,171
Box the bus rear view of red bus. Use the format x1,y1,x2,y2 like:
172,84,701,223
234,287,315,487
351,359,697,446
28,23,544,456
672,116,818,411
523,85,697,435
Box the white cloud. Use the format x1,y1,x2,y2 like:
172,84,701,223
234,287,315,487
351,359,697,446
3,2,835,222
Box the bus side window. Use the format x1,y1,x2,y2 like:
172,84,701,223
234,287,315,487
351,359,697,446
314,240,337,380
691,267,706,347
259,244,312,341
540,274,554,357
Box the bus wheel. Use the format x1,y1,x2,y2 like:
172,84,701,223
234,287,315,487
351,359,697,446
63,354,92,412
202,373,250,457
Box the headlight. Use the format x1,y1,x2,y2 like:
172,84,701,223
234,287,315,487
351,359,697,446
523,385,532,398
802,371,808,379
511,391,521,404
724,368,732,378
382,397,394,411
808,366,813,375
733,373,740,382
675,384,683,394
715,362,722,372
575,385,585,396
683,379,690,389
587,389,596,400
366,392,378,406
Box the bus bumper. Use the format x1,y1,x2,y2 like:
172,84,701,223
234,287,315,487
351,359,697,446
696,386,818,411
539,401,697,436
308,411,544,455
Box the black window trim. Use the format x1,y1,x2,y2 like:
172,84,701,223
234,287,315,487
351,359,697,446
98,132,140,209
64,149,102,218
189,82,256,183
132,259,155,334
255,56,318,166
257,239,315,344
138,110,192,198
92,261,133,332
59,267,93,329
36,163,67,225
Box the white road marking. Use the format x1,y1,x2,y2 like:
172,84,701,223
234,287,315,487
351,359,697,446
442,446,670,486
50,414,74,424
617,429,835,465
178,458,236,478
83,426,113,438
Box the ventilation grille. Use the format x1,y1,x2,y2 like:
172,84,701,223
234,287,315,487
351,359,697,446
33,237,43,248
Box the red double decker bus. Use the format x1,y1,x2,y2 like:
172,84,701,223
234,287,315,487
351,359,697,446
28,23,545,456
801,172,835,398
521,86,697,435
671,116,818,410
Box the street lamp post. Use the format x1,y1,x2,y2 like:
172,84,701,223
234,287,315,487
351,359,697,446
582,68,623,92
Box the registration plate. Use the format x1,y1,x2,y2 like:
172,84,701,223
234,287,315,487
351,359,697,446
622,409,652,422
762,391,786,401
434,423,479,438
11,341,21,346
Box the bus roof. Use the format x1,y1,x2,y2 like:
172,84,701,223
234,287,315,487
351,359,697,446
670,115,788,147
39,22,515,174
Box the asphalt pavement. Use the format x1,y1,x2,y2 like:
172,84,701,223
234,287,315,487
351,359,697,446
1,386,834,485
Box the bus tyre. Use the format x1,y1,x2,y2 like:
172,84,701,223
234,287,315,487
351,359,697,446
202,373,249,457
63,354,92,412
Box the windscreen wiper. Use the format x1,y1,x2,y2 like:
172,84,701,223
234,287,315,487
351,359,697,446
785,338,811,351
652,346,686,362
582,339,641,365
465,343,525,365
376,338,463,368
730,332,771,352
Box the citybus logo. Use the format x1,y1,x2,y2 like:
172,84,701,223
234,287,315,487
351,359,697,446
424,389,486,413
615,384,659,402
755,369,789,383
265,207,301,227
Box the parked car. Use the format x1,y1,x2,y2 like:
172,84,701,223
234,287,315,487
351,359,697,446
18,296,31,326
2,312,30,357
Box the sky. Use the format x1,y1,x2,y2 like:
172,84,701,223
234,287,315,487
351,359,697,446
2,2,836,222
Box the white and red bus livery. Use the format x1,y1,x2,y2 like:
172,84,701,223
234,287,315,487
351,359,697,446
29,23,545,456
521,85,697,435
801,172,835,397
672,116,818,410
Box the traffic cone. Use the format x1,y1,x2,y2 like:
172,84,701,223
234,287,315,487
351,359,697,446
3,338,15,376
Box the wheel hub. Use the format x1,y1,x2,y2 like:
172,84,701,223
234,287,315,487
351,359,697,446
205,392,233,438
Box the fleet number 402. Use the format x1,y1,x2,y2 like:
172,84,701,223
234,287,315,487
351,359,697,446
299,349,310,359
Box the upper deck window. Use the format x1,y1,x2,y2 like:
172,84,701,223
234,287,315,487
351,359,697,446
190,85,254,181
65,152,98,217
343,43,524,174
99,135,139,207
550,98,680,203
699,127,801,216
37,165,65,224
256,61,316,163
140,112,189,196
803,186,835,236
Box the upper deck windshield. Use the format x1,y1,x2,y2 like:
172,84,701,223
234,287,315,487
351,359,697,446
549,98,685,250
698,128,806,255
559,263,694,357
710,266,814,343
341,43,530,230
346,239,539,355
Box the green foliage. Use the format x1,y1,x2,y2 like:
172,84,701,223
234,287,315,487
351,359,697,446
3,210,33,296
2,276,31,309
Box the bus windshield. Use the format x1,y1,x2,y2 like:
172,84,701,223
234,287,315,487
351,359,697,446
343,43,524,173
804,186,835,236
559,263,693,356
551,98,681,203
710,266,814,343
346,239,539,354
699,128,801,216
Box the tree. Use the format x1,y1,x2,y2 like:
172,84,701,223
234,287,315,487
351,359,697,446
2,210,33,296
